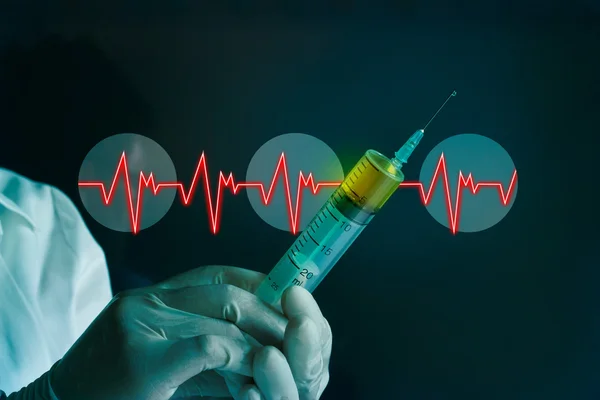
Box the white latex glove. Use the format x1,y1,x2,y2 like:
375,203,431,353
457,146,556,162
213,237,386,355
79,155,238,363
155,266,333,400
46,266,300,400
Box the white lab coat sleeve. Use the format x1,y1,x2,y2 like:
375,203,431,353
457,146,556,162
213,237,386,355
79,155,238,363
49,187,113,339
73,256,112,338
72,255,113,337
0,173,114,397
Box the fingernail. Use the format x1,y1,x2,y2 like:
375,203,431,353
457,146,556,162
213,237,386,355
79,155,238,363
287,315,319,343
297,316,317,336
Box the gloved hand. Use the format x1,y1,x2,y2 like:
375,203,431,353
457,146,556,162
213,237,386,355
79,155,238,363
281,285,332,400
46,266,301,400
154,265,333,400
7,265,332,400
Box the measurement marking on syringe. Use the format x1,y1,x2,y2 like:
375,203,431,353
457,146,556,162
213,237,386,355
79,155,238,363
298,234,306,246
317,214,324,223
353,171,359,179
294,243,300,253
331,196,340,207
301,232,310,246
307,230,320,245
348,187,361,199
287,253,300,269
326,206,339,221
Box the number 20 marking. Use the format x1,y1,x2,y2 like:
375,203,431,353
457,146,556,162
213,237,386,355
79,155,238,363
300,269,314,279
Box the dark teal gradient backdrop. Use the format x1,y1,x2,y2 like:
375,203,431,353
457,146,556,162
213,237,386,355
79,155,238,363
0,2,598,399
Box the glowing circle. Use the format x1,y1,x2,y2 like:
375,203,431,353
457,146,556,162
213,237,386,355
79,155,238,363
419,133,518,233
246,133,344,233
78,133,177,233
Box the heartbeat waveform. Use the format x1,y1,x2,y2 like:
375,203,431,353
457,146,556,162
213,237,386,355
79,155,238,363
78,152,518,235
402,153,517,234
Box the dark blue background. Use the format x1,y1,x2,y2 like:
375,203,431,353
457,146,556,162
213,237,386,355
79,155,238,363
1,1,598,398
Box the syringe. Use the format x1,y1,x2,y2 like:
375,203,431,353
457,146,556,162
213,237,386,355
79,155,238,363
255,90,457,305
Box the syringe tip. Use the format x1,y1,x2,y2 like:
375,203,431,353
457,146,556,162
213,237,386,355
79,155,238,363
394,129,425,166
411,129,425,145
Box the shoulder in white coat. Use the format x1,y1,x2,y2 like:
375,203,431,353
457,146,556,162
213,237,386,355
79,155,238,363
0,168,112,395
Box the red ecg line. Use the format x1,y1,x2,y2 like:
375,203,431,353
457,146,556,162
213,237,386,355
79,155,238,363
78,152,517,235
401,153,517,234
78,152,339,235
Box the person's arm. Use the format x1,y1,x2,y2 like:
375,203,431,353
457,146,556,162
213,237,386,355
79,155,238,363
70,255,112,337
49,187,112,338
3,187,112,400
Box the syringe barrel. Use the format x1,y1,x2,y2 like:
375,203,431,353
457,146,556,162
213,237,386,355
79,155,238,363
255,149,404,305
341,149,405,214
